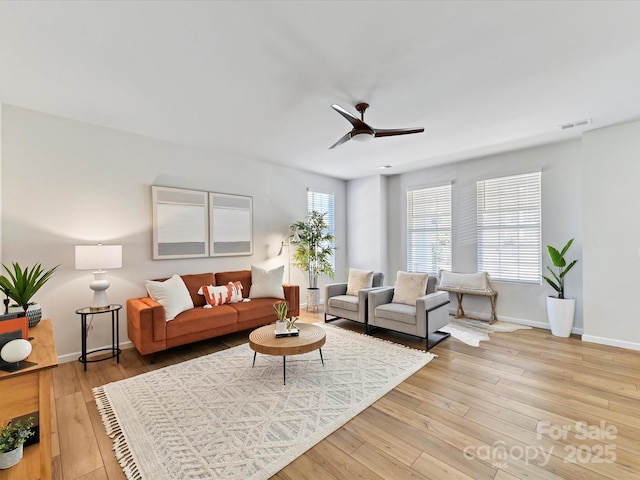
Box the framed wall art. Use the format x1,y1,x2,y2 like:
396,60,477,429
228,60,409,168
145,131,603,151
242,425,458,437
151,186,209,259
209,192,253,256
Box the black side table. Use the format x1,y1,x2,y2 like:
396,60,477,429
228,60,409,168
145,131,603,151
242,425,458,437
76,304,122,371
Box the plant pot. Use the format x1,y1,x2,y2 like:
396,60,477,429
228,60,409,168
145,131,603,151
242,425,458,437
8,303,42,328
307,288,320,312
546,296,575,337
0,445,23,469
275,321,288,334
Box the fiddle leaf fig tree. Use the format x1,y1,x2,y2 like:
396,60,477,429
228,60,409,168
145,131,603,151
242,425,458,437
291,211,335,289
542,238,577,299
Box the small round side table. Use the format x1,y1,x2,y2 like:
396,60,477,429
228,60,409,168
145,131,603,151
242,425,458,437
76,304,122,371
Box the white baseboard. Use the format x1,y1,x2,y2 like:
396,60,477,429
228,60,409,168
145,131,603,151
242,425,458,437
581,335,640,352
452,309,584,335
57,340,134,364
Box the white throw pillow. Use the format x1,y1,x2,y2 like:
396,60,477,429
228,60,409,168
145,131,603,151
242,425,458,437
392,271,429,306
197,281,243,308
249,265,285,299
145,274,194,321
346,268,374,296
439,270,490,292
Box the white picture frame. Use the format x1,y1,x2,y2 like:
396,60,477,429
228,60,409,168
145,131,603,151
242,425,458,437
151,186,209,259
209,192,253,256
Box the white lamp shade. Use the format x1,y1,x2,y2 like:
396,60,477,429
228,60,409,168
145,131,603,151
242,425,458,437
75,245,122,270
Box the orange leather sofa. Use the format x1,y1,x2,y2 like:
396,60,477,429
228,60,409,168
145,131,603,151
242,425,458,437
126,270,300,362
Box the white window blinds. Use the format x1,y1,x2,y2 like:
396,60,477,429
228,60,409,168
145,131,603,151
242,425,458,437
476,172,541,284
407,184,452,274
307,190,335,269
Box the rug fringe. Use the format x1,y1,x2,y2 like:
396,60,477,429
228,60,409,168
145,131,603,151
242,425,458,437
92,386,143,480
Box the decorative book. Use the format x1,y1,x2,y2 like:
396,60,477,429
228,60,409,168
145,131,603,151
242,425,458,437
275,328,299,338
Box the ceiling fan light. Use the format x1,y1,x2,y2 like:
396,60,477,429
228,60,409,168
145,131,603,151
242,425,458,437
351,132,373,142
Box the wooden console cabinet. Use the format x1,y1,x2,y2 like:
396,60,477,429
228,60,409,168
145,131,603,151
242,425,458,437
0,320,58,480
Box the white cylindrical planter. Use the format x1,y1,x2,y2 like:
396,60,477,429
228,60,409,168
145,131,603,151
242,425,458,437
307,288,320,313
547,296,576,337
0,445,23,469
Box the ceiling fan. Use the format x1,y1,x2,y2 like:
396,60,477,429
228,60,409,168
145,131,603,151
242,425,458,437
329,102,424,149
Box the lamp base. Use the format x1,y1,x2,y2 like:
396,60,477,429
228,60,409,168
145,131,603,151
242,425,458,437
89,305,111,312
90,271,111,311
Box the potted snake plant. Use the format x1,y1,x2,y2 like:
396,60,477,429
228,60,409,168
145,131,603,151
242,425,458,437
542,238,577,337
0,262,59,327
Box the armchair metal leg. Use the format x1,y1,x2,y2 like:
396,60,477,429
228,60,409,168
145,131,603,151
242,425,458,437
426,331,450,351
425,299,451,351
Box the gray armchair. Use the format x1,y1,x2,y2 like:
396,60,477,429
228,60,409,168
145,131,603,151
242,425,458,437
324,271,384,334
368,275,450,350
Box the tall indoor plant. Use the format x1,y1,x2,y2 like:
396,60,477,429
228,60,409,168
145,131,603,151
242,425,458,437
542,238,577,337
0,262,59,327
291,211,335,310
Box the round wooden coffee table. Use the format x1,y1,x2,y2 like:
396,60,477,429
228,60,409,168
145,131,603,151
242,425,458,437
249,323,326,384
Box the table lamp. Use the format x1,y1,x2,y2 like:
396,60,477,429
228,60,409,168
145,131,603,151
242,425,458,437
75,244,122,311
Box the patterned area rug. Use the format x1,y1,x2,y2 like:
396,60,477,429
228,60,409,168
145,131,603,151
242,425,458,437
439,317,532,346
93,323,434,480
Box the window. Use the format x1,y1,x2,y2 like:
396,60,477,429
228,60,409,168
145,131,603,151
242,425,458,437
307,190,335,269
476,172,541,284
407,184,452,274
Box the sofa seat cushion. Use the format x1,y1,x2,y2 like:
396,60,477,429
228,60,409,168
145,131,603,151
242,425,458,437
374,302,417,325
167,305,237,338
230,298,278,324
328,295,359,312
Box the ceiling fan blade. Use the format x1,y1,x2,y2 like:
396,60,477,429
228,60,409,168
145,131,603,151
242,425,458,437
331,104,370,130
329,132,351,149
373,127,425,138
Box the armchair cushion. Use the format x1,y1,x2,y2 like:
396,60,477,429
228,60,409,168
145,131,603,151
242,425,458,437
327,294,359,313
392,271,428,306
373,302,417,325
346,268,374,296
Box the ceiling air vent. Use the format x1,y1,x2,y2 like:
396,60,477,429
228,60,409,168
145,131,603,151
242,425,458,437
560,118,592,130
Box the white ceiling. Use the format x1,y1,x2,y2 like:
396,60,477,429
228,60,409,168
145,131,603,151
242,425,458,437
1,1,639,180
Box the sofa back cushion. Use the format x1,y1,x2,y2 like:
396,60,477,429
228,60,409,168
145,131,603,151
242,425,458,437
215,270,252,298
180,273,216,307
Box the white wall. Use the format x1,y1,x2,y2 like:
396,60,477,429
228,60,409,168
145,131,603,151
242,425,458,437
1,105,346,359
385,140,584,329
582,120,640,350
346,175,387,276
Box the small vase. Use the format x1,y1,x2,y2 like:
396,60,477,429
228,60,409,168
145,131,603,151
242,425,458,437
9,304,42,328
275,321,288,334
0,445,23,469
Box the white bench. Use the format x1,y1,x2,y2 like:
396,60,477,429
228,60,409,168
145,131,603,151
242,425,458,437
437,271,497,324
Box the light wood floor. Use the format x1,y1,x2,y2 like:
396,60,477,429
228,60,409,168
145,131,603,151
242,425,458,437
50,311,640,480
